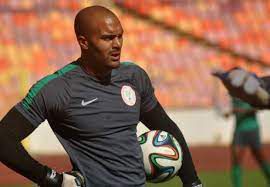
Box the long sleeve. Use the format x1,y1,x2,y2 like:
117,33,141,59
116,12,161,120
0,107,47,184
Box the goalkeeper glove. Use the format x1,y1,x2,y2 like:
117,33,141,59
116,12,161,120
212,68,269,106
39,167,85,187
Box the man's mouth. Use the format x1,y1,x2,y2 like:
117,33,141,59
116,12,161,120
111,52,121,61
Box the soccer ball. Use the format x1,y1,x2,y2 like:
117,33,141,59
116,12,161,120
138,130,182,183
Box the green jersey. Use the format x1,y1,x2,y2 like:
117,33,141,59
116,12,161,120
232,97,259,131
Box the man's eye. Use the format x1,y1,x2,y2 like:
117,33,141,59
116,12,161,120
102,36,114,41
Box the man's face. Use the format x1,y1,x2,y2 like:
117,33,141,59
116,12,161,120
85,16,123,70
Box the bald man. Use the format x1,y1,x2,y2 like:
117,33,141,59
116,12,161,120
0,6,202,187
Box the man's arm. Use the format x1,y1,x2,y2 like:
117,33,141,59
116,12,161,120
223,107,257,119
232,107,256,114
140,102,202,187
0,107,48,183
0,107,84,187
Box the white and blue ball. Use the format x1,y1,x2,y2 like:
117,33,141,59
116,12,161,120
138,130,182,183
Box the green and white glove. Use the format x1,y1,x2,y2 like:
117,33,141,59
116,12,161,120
212,68,269,107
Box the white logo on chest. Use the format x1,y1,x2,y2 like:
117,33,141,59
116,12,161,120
121,85,136,106
81,98,98,106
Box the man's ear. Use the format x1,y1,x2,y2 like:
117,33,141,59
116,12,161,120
77,35,88,50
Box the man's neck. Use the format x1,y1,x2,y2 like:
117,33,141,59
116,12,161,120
79,58,112,81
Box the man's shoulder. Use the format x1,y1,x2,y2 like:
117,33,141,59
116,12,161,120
54,61,80,77
46,61,79,79
32,62,79,93
119,61,146,74
120,61,138,69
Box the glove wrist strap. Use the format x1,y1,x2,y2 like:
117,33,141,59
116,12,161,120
39,166,62,187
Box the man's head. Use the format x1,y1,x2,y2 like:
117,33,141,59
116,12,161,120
74,6,123,74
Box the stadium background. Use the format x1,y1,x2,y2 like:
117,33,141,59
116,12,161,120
1,0,270,186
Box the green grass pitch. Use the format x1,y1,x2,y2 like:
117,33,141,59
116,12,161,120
147,170,267,187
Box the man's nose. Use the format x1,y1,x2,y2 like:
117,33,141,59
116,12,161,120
112,37,122,48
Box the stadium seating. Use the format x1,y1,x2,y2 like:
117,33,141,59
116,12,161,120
115,0,270,107
1,0,270,116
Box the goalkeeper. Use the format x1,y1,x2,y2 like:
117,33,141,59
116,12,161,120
0,6,202,187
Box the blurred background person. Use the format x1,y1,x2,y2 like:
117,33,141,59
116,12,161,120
223,96,270,187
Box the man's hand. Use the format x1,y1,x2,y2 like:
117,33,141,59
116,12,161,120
212,68,270,107
39,167,85,187
62,171,85,187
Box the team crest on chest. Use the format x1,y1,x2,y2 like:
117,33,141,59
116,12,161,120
121,85,136,106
